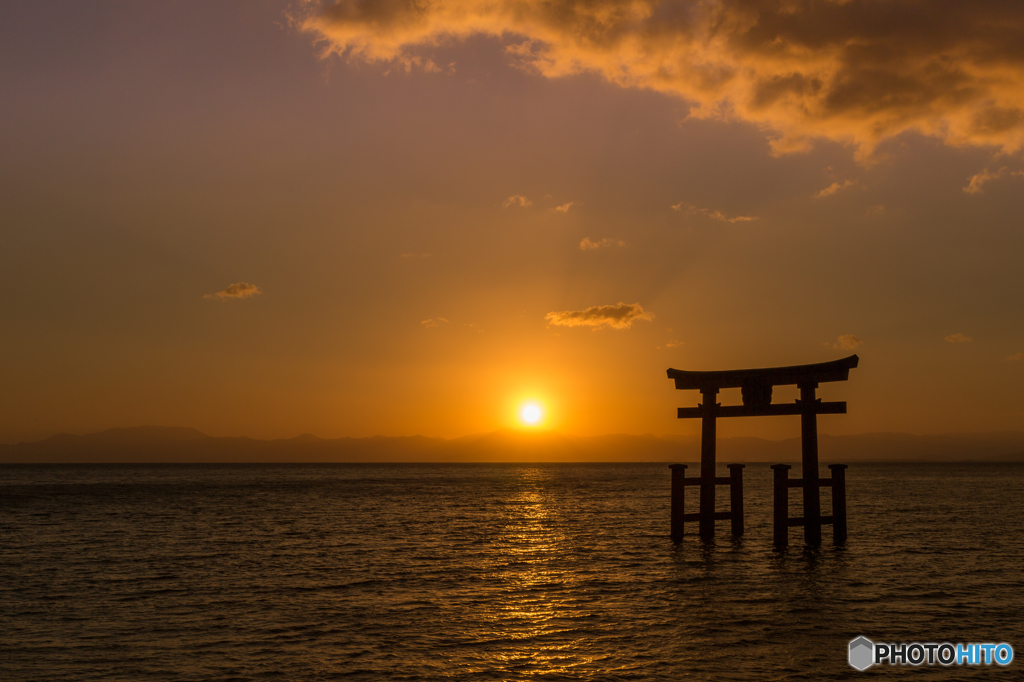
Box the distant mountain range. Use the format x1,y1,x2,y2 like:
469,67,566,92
2,426,1023,463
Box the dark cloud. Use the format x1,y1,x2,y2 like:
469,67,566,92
301,0,1024,159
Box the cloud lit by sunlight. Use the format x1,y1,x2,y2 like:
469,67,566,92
945,333,972,344
545,302,653,330
826,334,862,351
503,194,532,208
579,237,626,250
204,282,261,300
815,180,857,198
300,0,1024,161
672,202,757,223
963,167,1024,194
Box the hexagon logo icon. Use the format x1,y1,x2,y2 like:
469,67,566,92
849,636,874,671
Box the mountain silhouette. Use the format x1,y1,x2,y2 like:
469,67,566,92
2,427,1023,463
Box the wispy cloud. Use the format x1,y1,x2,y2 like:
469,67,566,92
300,1,1024,161
825,334,862,351
502,194,532,208
945,333,972,344
554,201,574,213
204,282,261,300
672,202,758,223
421,317,449,328
579,237,626,250
963,167,1024,194
815,180,857,198
545,302,653,330
1008,352,1024,362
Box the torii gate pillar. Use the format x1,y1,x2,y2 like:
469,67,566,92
799,382,822,545
699,387,718,543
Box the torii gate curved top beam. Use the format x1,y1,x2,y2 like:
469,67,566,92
667,354,859,391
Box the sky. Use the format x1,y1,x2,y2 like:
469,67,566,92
1,0,1022,444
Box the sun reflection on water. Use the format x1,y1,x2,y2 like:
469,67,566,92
477,472,599,675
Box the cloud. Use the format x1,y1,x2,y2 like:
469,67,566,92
545,302,653,330
963,167,1024,194
299,1,1024,161
579,236,626,250
815,179,856,198
204,282,261,300
945,332,972,343
421,317,449,327
555,201,574,213
1008,352,1024,362
826,334,862,351
502,194,532,208
672,202,757,223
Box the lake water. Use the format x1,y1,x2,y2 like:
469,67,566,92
2,463,1022,680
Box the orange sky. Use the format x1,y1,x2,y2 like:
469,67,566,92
1,1,1023,443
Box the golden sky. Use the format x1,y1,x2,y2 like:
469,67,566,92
1,0,1022,443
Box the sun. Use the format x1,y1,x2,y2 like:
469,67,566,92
520,403,543,426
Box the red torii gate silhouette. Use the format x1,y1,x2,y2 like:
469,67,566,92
666,355,858,545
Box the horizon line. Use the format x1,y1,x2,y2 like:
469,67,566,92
5,424,1024,447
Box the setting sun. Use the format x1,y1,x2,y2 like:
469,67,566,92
520,403,543,426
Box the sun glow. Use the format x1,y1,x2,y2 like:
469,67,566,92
520,403,543,426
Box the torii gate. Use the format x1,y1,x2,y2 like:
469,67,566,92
666,355,858,545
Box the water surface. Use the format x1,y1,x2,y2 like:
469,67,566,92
2,463,1022,680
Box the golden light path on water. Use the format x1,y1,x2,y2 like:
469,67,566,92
490,472,584,674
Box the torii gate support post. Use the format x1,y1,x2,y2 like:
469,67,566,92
670,464,687,543
728,464,744,536
668,462,745,542
772,464,791,546
828,464,848,543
